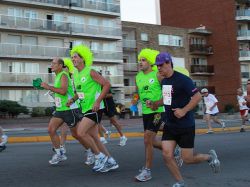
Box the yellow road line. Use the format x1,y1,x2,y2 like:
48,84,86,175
8,126,250,143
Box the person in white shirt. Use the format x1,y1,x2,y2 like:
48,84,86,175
201,88,225,133
0,126,8,152
237,88,248,132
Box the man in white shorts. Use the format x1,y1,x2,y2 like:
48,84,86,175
201,88,225,134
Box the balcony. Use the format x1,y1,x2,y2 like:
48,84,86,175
190,65,214,76
239,50,250,61
124,86,136,95
2,0,120,15
237,30,250,40
0,43,69,59
103,75,124,87
189,44,213,55
0,14,121,40
0,72,54,87
122,40,136,49
188,28,212,36
236,9,250,21
123,63,138,72
0,43,122,62
92,50,122,63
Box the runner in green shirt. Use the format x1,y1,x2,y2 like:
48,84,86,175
68,44,118,172
41,57,81,165
134,48,166,182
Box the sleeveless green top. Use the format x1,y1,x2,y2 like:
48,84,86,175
73,67,104,113
136,71,164,114
54,71,75,111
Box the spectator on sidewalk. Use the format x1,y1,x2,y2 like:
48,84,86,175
0,126,8,152
201,88,225,134
237,88,248,132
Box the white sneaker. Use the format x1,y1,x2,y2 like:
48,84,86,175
93,154,108,172
135,168,152,182
60,145,66,154
49,154,66,165
172,182,185,187
85,150,95,165
100,159,119,173
100,137,108,144
119,136,127,146
105,130,112,139
208,149,220,173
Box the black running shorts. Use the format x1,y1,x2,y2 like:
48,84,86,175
162,126,195,148
82,109,103,124
53,108,82,128
142,112,165,133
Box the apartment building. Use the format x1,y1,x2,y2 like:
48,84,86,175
159,0,241,111
236,0,250,88
0,0,123,108
122,21,213,113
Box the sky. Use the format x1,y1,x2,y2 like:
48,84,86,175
120,0,159,24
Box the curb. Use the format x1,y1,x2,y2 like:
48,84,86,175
7,126,249,144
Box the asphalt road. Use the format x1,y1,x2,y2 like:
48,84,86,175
0,132,250,187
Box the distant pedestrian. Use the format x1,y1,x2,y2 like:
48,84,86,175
0,126,8,152
149,52,220,187
201,88,225,134
237,88,248,132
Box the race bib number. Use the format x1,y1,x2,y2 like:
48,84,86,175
77,92,84,99
162,85,172,105
55,97,62,107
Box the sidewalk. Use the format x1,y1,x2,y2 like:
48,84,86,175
1,114,249,143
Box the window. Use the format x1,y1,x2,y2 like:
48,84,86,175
159,34,183,47
54,14,64,26
23,36,37,45
191,58,207,65
8,8,22,17
193,80,207,87
124,78,129,86
190,37,205,45
7,35,21,44
90,41,99,51
24,10,37,19
103,43,115,51
25,63,39,73
88,17,99,26
47,38,64,47
103,19,114,28
141,33,148,41
68,16,84,24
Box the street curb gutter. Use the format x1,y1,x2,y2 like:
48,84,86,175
7,126,249,143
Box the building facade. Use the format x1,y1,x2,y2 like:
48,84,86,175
0,0,123,108
160,0,241,111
